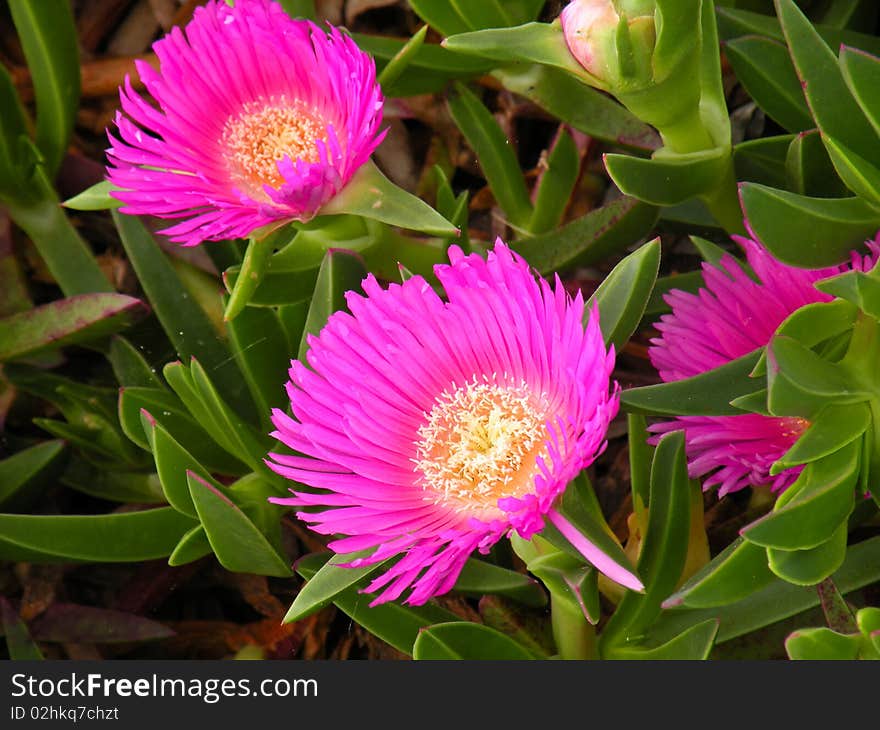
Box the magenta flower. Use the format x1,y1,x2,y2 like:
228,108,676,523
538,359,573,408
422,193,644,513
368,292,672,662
267,241,640,606
649,233,878,496
106,0,385,246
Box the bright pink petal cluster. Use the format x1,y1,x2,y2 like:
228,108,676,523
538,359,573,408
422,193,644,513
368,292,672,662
649,232,878,496
106,0,385,246
267,241,631,606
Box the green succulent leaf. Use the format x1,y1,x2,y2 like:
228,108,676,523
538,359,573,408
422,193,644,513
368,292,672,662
587,238,661,351
187,472,291,578
453,559,547,608
784,130,849,198
62,181,120,211
168,525,213,566
413,621,540,660
738,183,880,267
767,521,848,585
839,45,880,138
0,508,196,563
0,440,67,510
772,403,869,474
621,349,763,416
785,627,863,660
602,618,719,660
9,0,80,178
295,553,459,656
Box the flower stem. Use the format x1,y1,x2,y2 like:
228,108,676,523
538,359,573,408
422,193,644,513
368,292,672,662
223,230,280,321
700,160,746,236
551,594,598,660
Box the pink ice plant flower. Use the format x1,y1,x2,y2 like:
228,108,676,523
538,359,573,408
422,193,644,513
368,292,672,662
266,241,640,606
106,0,385,246
649,230,879,497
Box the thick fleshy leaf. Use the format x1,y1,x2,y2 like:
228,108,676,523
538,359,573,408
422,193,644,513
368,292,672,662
60,459,164,504
168,525,212,566
298,249,368,361
734,135,792,190
29,604,174,643
816,268,880,319
743,442,859,551
601,431,691,645
493,65,659,153
738,183,880,267
767,335,868,418
62,180,121,211
604,147,731,207
443,22,593,85
447,82,533,228
772,403,869,473
839,45,880,138
283,550,390,624
767,522,848,585
225,304,290,432
0,440,66,510
587,239,661,351
602,618,719,660
295,553,459,655
1,597,43,660
453,559,547,608
529,128,579,235
785,130,848,197
113,211,253,419
622,349,763,416
122,388,246,476
785,627,862,660
321,161,457,237
187,472,291,578
524,552,599,624
513,198,658,275
9,0,80,177
776,0,880,169
377,24,428,88
108,336,164,389
663,538,775,609
0,507,196,563
823,134,880,207
724,35,813,133
656,534,880,643
413,622,539,660
0,293,147,362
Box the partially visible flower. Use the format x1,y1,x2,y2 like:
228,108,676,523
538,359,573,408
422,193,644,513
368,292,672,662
649,232,878,496
106,0,385,246
560,0,655,89
267,241,639,606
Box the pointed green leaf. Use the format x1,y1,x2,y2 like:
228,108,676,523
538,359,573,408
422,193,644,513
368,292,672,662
767,521,848,585
734,135,792,190
295,552,459,655
0,64,30,198
743,441,859,551
413,621,539,660
839,45,880,137
785,627,862,659
525,552,599,624
447,82,533,228
493,64,659,153
321,161,457,237
168,525,213,566
604,147,730,207
529,128,579,234
187,471,291,577
724,35,813,133
621,349,763,416
283,550,391,624
587,238,661,351
60,460,164,504
0,440,66,510
0,507,196,563
108,337,164,388
775,0,880,169
513,197,659,275
0,293,148,362
377,25,428,88
454,559,547,608
603,618,719,660
9,0,80,177
823,134,880,206
113,211,254,419
816,268,880,319
62,181,121,211
773,403,869,473
739,183,880,267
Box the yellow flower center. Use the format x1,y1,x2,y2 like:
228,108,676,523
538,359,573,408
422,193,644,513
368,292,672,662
414,379,549,515
221,97,326,196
